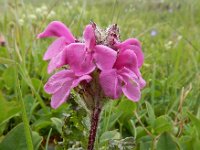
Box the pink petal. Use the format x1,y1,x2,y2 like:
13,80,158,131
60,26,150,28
37,21,75,43
118,68,141,101
99,69,122,99
117,68,146,89
114,49,140,76
115,38,144,67
47,50,68,74
66,43,95,76
118,67,146,89
50,74,91,109
93,45,117,70
121,45,144,68
118,67,138,80
51,83,72,109
138,76,146,89
83,25,96,50
72,75,92,87
122,80,141,102
116,38,141,48
43,37,66,60
131,69,146,89
45,69,92,109
44,70,74,94
45,78,71,94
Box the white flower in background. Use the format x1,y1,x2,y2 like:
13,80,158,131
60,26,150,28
41,5,47,12
36,5,48,16
177,35,182,41
28,14,37,20
64,1,72,9
36,8,42,14
47,10,56,19
164,41,173,49
18,18,24,26
43,10,48,16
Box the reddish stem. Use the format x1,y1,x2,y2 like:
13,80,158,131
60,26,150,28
87,106,101,150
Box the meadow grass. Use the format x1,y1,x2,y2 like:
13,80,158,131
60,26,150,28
0,0,200,149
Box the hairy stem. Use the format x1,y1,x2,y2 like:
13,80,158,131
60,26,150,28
87,106,102,150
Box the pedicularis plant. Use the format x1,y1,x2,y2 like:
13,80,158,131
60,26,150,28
38,21,145,150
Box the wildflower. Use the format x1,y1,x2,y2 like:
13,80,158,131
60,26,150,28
28,14,37,20
41,5,47,12
35,5,48,16
37,21,75,73
115,38,144,68
18,19,24,26
38,21,146,149
164,40,173,49
44,70,91,108
177,35,182,40
36,8,42,14
100,49,145,101
63,24,117,76
38,21,145,107
150,29,157,37
47,10,56,19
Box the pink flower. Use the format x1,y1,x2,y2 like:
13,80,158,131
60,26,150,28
37,21,75,73
38,21,146,109
44,69,92,109
100,48,146,101
115,38,144,68
63,24,117,76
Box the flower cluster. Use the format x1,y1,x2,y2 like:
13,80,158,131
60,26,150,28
38,21,145,109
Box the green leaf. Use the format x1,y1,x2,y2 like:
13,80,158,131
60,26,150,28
101,102,122,132
118,99,137,114
0,91,20,126
157,132,177,150
51,117,63,134
117,99,137,122
0,123,42,150
0,57,16,65
31,78,43,92
2,67,15,89
23,95,36,119
136,126,147,140
179,136,193,150
153,115,173,134
180,135,200,150
100,130,121,143
20,79,30,94
32,119,52,131
139,135,153,150
32,131,43,150
187,112,200,137
0,124,27,150
145,101,156,125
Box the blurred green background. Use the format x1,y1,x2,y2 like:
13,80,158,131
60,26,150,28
0,0,200,149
